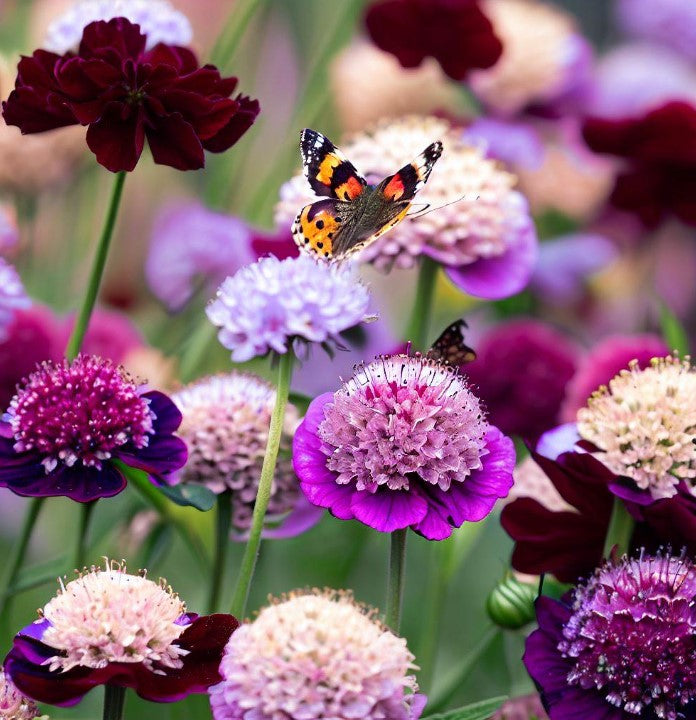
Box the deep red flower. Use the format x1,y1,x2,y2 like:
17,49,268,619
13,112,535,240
364,0,503,81
2,18,259,172
582,101,696,228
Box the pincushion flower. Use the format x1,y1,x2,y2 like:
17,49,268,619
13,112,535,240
293,352,515,540
0,669,43,720
2,18,259,172
276,116,538,299
525,552,696,720
0,354,187,502
206,255,373,363
45,0,192,54
209,591,426,720
171,373,321,537
4,561,238,706
364,0,502,81
583,100,696,228
0,259,30,343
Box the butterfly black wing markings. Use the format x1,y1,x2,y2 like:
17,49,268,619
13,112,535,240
427,319,477,367
291,198,352,260
299,128,367,201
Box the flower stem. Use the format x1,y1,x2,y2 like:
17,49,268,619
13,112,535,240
603,497,635,558
207,491,232,613
72,501,96,571
385,528,408,632
65,170,127,361
230,351,294,618
405,256,439,350
102,685,126,720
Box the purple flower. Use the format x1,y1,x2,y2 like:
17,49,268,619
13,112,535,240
463,118,545,170
0,258,30,343
4,561,238,707
59,308,144,361
206,255,373,362
0,354,187,502
0,203,19,254
463,320,578,440
293,353,515,540
146,202,255,311
525,552,696,719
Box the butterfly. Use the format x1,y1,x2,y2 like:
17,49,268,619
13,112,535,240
292,128,443,262
427,319,477,367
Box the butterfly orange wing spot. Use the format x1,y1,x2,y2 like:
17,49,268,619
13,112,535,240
317,153,342,185
334,176,366,202
292,201,343,260
383,174,406,201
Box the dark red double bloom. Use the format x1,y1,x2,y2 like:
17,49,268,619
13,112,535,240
582,101,696,228
2,18,259,172
364,0,503,81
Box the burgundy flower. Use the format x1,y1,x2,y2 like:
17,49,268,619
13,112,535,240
582,101,696,228
364,0,503,81
2,18,259,172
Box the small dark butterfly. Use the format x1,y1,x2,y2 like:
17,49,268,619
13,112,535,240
292,128,443,262
428,319,477,366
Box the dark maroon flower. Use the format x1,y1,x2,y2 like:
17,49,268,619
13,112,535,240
2,18,259,172
0,354,187,502
525,553,696,720
4,562,238,706
582,101,696,228
463,320,578,440
364,0,503,81
501,426,696,583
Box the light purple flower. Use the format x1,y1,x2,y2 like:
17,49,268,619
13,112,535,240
146,202,255,312
293,353,515,540
0,203,19,254
463,118,544,171
206,255,373,362
0,258,30,342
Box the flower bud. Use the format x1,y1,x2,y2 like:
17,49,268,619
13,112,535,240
486,575,537,630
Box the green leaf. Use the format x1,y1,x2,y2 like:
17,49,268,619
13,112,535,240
423,696,507,720
158,483,217,512
659,302,690,356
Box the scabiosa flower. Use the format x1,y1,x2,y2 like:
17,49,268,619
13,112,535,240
2,18,259,173
45,0,192,54
209,591,426,720
364,0,502,81
463,319,578,440
0,669,43,720
170,373,321,537
276,116,538,299
0,354,187,502
4,561,238,706
525,552,696,720
293,353,515,540
469,0,593,117
206,255,372,363
0,258,30,342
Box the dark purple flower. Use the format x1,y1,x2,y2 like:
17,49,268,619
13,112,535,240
293,353,515,540
0,354,187,502
463,320,578,440
2,18,259,172
364,0,503,81
4,562,238,706
525,552,696,719
582,101,696,228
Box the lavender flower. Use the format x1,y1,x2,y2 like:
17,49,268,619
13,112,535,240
293,353,515,540
206,255,372,362
45,0,193,53
209,591,426,720
525,552,696,719
0,258,30,342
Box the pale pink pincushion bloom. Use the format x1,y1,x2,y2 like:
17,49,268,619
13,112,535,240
0,670,43,720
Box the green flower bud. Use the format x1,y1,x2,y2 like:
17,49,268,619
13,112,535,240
486,575,537,630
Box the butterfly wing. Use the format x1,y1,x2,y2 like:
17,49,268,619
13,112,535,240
292,198,350,260
300,129,367,201
380,141,443,202
428,319,477,366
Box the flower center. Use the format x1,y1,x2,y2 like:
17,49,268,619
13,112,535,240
41,562,188,673
559,554,696,719
318,354,488,493
7,356,154,473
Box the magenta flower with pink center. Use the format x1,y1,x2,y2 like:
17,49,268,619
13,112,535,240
293,353,515,540
0,354,186,502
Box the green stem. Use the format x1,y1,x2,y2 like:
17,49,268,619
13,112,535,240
404,256,439,350
385,528,407,632
73,501,96,570
102,685,126,720
207,491,232,613
230,351,294,618
603,497,635,558
211,0,265,70
65,171,126,360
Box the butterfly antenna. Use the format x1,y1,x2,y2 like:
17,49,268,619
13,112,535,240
406,193,480,219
